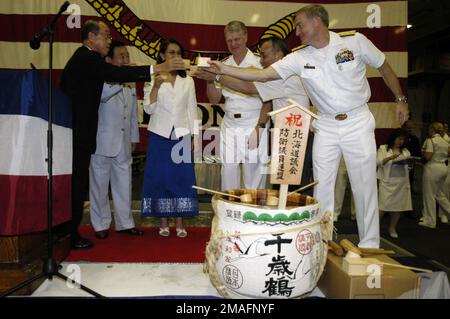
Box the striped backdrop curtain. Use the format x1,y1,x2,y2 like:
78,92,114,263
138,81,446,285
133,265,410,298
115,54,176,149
0,0,407,132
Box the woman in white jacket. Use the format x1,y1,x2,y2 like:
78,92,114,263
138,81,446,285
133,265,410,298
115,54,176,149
420,122,450,229
377,129,412,238
141,39,200,238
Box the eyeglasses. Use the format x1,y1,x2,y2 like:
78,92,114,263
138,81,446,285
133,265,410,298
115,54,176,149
96,32,112,40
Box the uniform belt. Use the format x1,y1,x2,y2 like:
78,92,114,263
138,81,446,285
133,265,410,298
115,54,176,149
319,105,369,121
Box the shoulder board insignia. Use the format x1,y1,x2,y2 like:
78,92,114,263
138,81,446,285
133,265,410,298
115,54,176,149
292,44,308,52
338,30,357,37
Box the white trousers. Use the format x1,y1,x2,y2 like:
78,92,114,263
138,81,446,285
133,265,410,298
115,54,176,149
334,164,356,220
220,125,269,191
89,142,135,231
313,106,379,248
422,162,450,227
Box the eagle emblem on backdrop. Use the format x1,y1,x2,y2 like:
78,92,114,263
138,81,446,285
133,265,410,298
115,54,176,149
86,0,298,60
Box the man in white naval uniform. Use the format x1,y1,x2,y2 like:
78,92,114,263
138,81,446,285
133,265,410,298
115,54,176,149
89,41,144,238
207,5,409,248
206,21,270,191
196,37,312,185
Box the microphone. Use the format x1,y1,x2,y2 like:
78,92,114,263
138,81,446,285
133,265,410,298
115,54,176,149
30,32,44,50
29,1,71,50
59,1,71,13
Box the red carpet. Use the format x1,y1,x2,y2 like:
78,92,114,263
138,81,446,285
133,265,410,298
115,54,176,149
64,226,210,263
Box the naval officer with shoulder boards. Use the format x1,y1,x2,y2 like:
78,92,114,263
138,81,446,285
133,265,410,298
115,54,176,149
206,4,409,248
205,21,271,191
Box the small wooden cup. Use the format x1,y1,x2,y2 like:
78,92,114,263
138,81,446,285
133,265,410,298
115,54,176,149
266,196,279,206
239,193,253,203
196,57,211,67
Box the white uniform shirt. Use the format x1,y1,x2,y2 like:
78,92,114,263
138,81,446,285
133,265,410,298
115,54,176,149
222,49,262,114
143,74,199,138
254,75,310,110
272,31,385,114
422,134,449,164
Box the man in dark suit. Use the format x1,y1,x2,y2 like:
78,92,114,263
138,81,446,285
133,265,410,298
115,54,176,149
60,20,184,249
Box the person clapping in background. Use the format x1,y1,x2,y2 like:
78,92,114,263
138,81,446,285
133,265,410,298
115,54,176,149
377,129,412,238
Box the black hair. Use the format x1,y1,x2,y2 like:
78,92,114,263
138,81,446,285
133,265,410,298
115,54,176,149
157,39,186,78
261,37,289,57
386,128,409,152
106,40,125,59
81,20,100,41
401,120,412,130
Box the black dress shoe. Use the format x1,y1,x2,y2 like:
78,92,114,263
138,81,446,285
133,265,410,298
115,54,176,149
95,229,109,239
117,228,144,236
71,237,94,249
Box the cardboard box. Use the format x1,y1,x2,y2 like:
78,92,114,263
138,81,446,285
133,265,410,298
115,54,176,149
318,253,421,299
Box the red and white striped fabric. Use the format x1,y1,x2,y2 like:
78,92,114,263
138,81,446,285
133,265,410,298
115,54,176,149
0,0,407,129
0,1,407,234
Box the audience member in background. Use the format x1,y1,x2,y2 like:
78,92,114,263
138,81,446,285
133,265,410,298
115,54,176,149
420,122,450,229
443,123,449,141
89,41,143,239
377,129,412,238
402,120,421,157
141,39,199,238
438,122,450,224
402,120,421,193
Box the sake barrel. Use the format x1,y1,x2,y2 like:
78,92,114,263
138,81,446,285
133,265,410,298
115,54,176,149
205,189,332,299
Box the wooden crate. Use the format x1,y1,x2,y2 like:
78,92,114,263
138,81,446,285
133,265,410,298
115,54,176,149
0,233,46,263
0,233,71,296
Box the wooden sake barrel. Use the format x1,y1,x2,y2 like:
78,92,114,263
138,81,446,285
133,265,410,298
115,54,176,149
205,189,333,299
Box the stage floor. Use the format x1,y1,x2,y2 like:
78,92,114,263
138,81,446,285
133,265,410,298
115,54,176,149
30,234,449,298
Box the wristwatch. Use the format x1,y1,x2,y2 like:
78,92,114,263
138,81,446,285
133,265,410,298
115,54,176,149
215,74,221,83
396,96,407,103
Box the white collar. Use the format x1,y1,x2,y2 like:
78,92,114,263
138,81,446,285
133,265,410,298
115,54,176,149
232,48,253,65
328,31,344,47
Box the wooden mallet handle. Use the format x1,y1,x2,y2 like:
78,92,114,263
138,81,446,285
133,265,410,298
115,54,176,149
360,248,396,255
380,262,432,273
288,180,319,196
192,185,240,199
328,240,344,256
339,239,363,257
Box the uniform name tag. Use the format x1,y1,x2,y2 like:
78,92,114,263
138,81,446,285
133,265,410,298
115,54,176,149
304,65,316,69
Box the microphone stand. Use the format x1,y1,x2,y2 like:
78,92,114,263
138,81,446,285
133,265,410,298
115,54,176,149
0,1,104,298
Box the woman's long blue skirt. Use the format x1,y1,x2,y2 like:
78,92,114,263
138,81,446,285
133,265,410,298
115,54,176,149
141,131,198,217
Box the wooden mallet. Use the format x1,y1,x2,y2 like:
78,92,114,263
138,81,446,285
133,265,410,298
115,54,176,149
192,185,253,203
